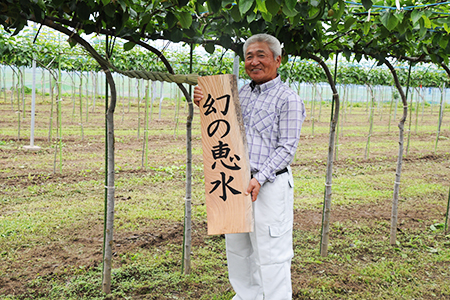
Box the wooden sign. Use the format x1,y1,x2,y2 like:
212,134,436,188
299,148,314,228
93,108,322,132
198,74,253,235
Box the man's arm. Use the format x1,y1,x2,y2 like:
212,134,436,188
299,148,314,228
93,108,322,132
253,92,306,186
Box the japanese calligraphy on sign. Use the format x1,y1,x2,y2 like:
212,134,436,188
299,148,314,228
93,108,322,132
198,74,253,235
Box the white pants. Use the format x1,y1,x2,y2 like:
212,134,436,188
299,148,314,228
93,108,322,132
226,169,294,300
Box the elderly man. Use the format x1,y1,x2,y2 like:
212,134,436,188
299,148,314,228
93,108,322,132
194,33,306,300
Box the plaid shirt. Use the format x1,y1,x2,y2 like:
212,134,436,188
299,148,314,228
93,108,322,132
239,75,306,185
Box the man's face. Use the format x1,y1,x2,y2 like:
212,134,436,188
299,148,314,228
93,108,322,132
244,41,281,85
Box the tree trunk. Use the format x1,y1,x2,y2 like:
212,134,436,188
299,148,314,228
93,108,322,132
388,87,394,132
445,185,450,233
181,81,193,274
159,81,164,119
406,89,414,156
102,68,117,294
16,69,21,140
121,75,125,123
48,71,54,142
435,83,445,153
21,66,25,119
365,84,375,160
142,80,149,169
2,65,6,103
10,66,14,112
309,54,340,257
311,83,316,136
79,73,84,140
384,59,409,246
85,72,89,122
137,79,141,138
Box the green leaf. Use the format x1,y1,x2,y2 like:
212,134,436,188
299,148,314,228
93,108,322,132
361,0,372,10
256,0,267,13
285,0,296,11
394,11,404,23
222,0,234,7
178,0,190,7
397,19,408,34
219,35,232,49
166,12,177,28
76,2,90,21
104,4,116,18
344,17,356,30
247,10,256,22
68,37,77,48
230,5,242,21
405,30,413,41
178,11,192,29
102,0,110,6
84,23,96,35
343,48,351,61
422,15,431,28
432,33,442,47
123,41,136,51
363,22,370,35
282,4,297,17
239,0,253,15
205,43,215,54
411,10,423,25
266,0,280,14
261,11,272,22
444,23,450,34
419,20,427,39
289,14,300,26
380,10,398,31
171,29,184,42
117,0,127,11
208,0,221,13
129,7,137,19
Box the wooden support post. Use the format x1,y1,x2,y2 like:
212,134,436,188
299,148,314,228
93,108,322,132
198,74,253,235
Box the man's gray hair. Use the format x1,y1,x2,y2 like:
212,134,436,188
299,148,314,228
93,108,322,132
243,34,282,59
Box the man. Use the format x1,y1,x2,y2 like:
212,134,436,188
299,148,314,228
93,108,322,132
194,33,306,300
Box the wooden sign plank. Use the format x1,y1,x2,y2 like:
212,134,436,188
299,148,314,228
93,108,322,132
198,74,253,235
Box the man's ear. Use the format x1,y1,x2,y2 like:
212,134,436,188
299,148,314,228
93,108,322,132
276,55,282,68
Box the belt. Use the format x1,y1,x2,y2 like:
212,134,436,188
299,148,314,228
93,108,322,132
251,167,288,179
275,167,288,176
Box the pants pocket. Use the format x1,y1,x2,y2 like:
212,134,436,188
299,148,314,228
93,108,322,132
260,220,293,264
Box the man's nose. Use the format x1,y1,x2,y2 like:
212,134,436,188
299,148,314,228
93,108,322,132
250,57,259,65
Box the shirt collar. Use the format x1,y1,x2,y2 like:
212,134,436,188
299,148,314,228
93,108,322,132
250,75,281,92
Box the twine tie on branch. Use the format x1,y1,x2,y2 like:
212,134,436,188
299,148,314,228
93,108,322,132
107,63,198,85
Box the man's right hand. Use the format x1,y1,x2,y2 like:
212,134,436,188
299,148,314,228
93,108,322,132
193,86,204,107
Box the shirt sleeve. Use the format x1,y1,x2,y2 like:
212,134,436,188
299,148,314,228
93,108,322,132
253,92,306,185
